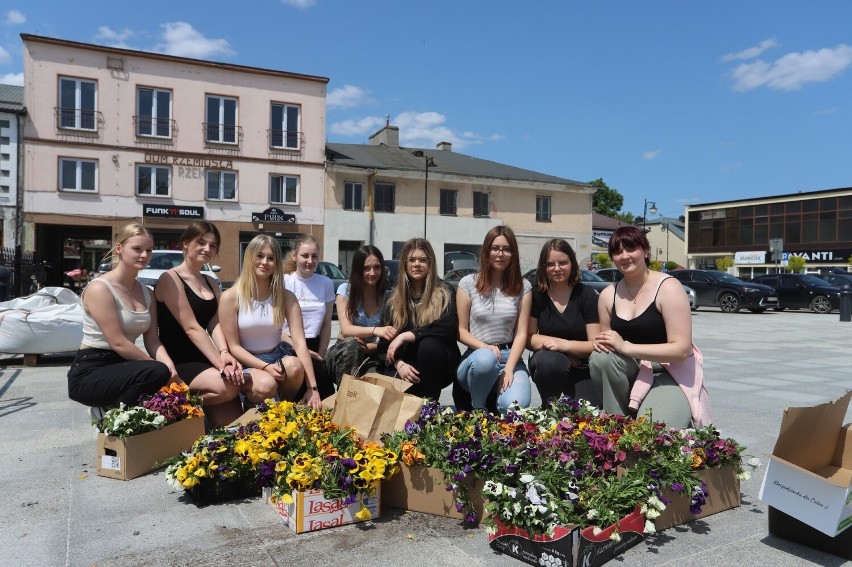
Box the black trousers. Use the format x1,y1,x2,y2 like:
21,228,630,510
67,348,171,407
528,349,601,408
397,336,460,402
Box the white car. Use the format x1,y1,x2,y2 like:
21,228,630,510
136,250,222,289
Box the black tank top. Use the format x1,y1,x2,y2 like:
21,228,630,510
157,274,217,364
610,277,670,345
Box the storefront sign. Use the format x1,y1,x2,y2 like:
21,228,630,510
592,230,612,248
734,251,766,264
783,250,852,262
144,152,233,170
142,204,205,219
252,207,296,224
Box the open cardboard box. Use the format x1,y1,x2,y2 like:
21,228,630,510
759,390,852,537
381,463,486,522
262,486,381,533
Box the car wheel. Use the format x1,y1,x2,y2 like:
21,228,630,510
773,306,785,311
719,292,741,313
748,308,767,314
810,295,833,314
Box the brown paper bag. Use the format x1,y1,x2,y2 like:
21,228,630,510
331,372,424,442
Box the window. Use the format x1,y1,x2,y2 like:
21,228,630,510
206,170,237,201
205,95,238,143
473,191,489,217
136,165,171,197
137,87,172,137
536,195,552,222
59,158,98,192
374,182,395,213
59,77,97,130
270,103,300,149
270,174,299,205
440,189,457,215
344,182,363,211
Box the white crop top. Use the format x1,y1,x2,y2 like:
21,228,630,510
237,295,283,353
81,279,152,349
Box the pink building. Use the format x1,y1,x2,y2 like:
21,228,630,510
21,34,328,284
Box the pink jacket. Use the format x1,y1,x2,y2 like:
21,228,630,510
628,344,713,427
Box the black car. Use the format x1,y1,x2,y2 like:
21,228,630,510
819,273,852,289
670,269,779,313
522,268,611,294
750,273,841,313
443,267,478,290
594,268,623,283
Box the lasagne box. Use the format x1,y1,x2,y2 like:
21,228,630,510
653,466,741,531
96,416,204,480
759,390,852,537
263,486,381,534
381,463,486,522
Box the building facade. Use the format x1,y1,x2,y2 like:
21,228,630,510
325,126,596,276
21,34,328,285
685,188,852,277
644,216,687,269
0,84,25,248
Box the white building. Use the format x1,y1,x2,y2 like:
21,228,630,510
0,84,24,248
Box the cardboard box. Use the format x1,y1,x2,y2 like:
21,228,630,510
653,466,741,531
488,506,645,567
759,391,852,537
768,505,852,560
96,416,204,480
263,486,381,533
381,463,486,522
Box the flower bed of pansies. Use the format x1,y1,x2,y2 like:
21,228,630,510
383,396,758,539
166,399,400,517
94,382,203,438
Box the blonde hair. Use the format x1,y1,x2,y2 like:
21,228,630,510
233,235,287,325
283,234,321,274
386,238,451,330
101,222,152,267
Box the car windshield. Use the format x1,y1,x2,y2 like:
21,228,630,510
708,272,742,283
800,274,832,286
582,270,605,282
323,262,346,279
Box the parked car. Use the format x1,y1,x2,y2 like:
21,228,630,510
136,250,221,290
683,285,698,311
522,269,611,294
443,267,478,290
594,268,623,283
819,273,852,289
669,269,778,313
750,273,841,313
444,251,479,274
384,260,401,289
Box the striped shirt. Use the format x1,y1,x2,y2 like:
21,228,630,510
458,273,532,345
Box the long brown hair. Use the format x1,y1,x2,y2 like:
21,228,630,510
475,225,523,296
385,238,451,330
346,245,387,323
233,235,287,325
535,238,580,292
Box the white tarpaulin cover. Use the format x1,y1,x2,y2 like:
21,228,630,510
0,287,83,354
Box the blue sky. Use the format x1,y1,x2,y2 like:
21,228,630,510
2,1,852,220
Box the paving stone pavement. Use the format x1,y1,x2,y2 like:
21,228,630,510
1,308,851,566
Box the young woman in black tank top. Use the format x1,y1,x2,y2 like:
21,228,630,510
589,226,697,428
155,222,244,428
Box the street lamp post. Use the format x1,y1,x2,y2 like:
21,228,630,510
642,199,657,233
423,156,436,239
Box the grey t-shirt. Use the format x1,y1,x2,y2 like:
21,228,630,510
458,273,532,345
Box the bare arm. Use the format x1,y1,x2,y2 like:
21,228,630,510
284,292,322,410
84,281,152,361
155,271,221,368
337,293,396,342
316,301,333,358
217,289,278,372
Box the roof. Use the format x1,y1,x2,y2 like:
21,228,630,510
326,143,590,188
0,84,25,113
592,212,636,230
21,34,328,84
687,186,852,209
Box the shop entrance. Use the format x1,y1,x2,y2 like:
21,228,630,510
35,224,112,288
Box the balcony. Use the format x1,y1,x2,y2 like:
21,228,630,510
54,107,103,138
268,129,305,161
133,116,177,146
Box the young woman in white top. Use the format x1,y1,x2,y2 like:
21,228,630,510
325,245,397,386
456,225,532,414
282,234,335,399
218,235,322,409
67,223,177,417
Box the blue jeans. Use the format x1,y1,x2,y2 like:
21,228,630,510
456,347,531,413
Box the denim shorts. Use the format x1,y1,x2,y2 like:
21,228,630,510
247,342,296,369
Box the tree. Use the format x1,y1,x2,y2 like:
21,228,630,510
787,255,806,274
715,256,734,271
590,178,624,218
593,252,612,269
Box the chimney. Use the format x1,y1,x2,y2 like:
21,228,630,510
368,125,399,148
436,141,452,152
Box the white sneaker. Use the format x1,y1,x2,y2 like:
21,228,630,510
88,406,107,421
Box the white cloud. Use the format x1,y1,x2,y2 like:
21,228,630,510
281,0,316,7
814,107,840,116
642,150,661,160
721,39,779,62
94,26,137,49
729,44,852,91
155,22,235,59
4,10,26,26
0,46,11,66
328,85,371,109
329,116,386,137
0,72,23,85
